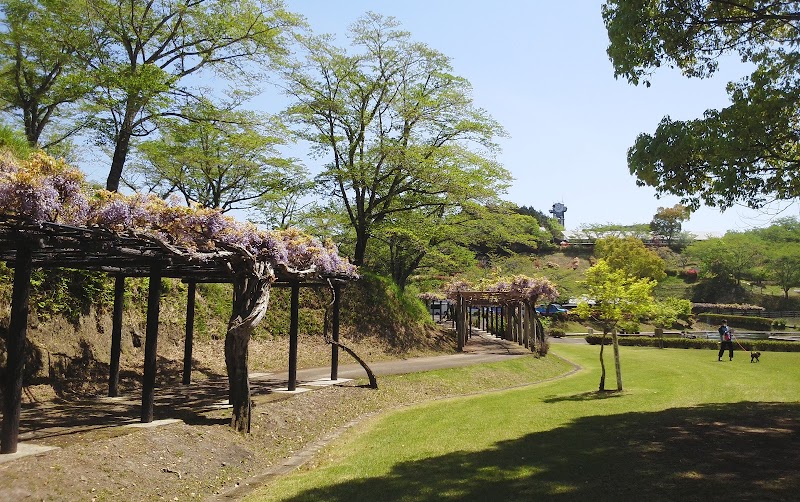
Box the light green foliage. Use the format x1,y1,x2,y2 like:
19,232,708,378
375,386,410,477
0,125,31,158
649,296,692,329
687,232,766,285
747,218,800,298
604,1,800,210
70,0,301,191
766,244,800,299
575,222,651,240
0,265,114,323
650,204,690,247
133,99,302,216
281,13,509,265
462,203,553,256
575,259,656,334
594,236,666,281
0,0,93,148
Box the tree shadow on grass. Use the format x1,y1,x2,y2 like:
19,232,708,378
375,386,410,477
542,390,625,403
278,402,800,502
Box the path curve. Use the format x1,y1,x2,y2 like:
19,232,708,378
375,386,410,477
210,332,583,501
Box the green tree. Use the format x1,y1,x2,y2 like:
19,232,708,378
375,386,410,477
650,204,690,248
687,232,765,286
464,203,553,257
71,0,300,192
575,260,655,391
604,1,800,210
649,297,692,330
133,100,300,215
280,13,509,266
595,236,666,281
516,204,563,243
576,222,651,240
0,0,93,148
767,244,800,300
752,217,800,243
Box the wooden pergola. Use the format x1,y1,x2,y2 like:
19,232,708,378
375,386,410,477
0,216,354,454
451,291,545,352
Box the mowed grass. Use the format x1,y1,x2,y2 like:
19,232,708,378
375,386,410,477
247,344,800,501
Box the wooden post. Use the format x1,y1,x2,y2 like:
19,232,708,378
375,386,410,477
108,275,125,397
504,305,512,341
1,245,33,454
468,305,473,338
141,263,162,423
456,296,464,351
500,306,505,337
183,281,196,385
520,303,531,349
288,282,300,391
330,283,341,381
655,327,664,349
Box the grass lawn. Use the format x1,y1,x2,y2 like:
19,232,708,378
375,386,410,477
246,344,800,501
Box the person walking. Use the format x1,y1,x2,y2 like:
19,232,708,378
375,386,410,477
718,320,734,361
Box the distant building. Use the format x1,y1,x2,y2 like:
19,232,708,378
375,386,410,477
550,202,567,227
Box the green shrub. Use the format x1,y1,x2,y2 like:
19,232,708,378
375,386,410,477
696,313,775,331
584,334,800,352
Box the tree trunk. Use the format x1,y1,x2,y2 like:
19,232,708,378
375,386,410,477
225,261,273,433
106,106,137,192
353,226,368,266
598,331,607,391
612,329,623,391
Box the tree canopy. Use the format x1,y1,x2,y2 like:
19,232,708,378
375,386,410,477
1,0,302,192
595,235,666,281
133,99,301,217
280,13,509,265
0,0,93,148
650,204,690,247
603,0,800,210
575,259,655,391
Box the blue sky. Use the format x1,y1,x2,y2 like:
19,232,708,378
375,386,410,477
266,0,798,234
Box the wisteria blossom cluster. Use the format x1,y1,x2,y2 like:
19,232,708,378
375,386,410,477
443,275,559,304
418,291,445,302
444,279,472,299
0,151,357,278
505,275,559,303
691,302,765,312
0,151,89,224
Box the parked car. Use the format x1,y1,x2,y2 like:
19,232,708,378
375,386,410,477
535,303,568,316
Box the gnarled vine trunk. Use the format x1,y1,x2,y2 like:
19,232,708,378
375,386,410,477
225,260,274,433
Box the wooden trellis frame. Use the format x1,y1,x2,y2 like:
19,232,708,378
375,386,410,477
0,217,355,454
451,291,546,353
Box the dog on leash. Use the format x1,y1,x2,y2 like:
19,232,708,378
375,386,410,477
750,351,761,363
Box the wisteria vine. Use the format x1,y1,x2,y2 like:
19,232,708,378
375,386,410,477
443,275,559,304
0,150,357,278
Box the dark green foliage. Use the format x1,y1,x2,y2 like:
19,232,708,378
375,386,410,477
691,276,749,304
696,313,777,331
0,266,115,324
341,272,436,350
584,334,800,352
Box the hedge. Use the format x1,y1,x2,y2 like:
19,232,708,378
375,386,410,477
584,334,800,352
696,313,780,331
